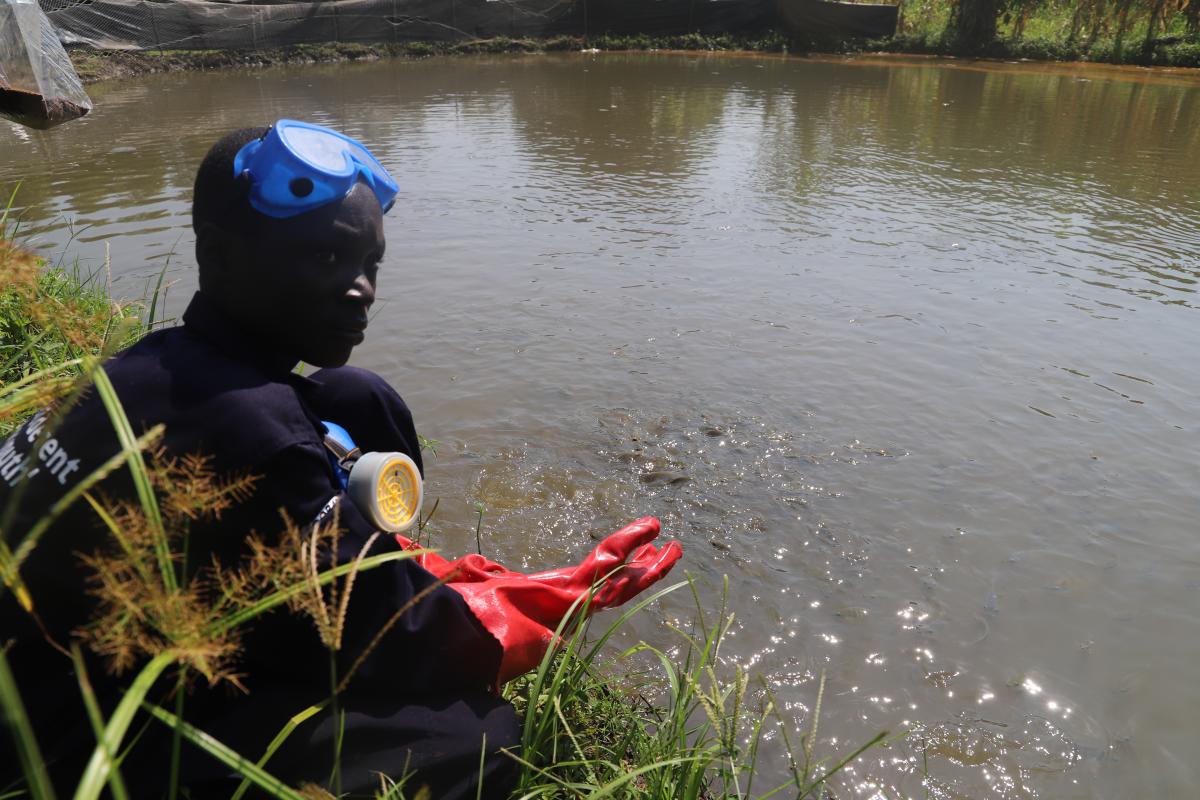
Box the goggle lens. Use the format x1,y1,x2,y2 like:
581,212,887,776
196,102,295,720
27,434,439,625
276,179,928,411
345,139,383,171
280,125,355,172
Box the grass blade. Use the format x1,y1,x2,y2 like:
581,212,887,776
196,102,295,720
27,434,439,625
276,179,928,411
146,259,169,331
86,360,173,590
580,579,687,665
166,668,185,800
0,646,56,800
805,668,825,769
475,732,487,800
73,650,174,800
141,702,308,800
0,182,21,238
69,646,130,800
799,730,890,797
229,701,328,800
586,755,702,799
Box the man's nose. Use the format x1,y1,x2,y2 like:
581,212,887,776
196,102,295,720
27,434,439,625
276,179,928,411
346,270,376,307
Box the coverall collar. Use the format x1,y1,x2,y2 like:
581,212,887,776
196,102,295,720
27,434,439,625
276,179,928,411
182,291,305,379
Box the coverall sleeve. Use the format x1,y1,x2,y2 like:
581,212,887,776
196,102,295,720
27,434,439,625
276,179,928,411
303,365,424,475
230,440,502,696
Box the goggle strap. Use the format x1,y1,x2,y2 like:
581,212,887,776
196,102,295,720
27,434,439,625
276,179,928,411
234,168,253,199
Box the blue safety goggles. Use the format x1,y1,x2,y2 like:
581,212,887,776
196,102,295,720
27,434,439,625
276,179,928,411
233,119,398,219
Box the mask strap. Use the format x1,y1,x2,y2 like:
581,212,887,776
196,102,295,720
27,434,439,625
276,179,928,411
323,431,361,472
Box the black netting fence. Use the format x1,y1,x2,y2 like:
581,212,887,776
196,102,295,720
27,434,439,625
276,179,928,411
38,0,776,52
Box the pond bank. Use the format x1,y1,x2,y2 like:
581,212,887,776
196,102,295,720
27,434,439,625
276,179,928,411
68,35,784,84
67,31,1200,85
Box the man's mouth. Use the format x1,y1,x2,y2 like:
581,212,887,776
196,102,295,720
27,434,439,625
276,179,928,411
331,319,368,341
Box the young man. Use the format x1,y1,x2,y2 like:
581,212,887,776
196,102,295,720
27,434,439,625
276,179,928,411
0,122,680,797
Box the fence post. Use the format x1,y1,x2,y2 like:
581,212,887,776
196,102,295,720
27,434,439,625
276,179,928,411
147,2,164,54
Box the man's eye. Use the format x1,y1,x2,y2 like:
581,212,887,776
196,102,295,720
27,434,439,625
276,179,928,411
314,250,337,266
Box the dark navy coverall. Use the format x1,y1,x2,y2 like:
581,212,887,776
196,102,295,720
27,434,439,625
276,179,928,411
0,292,519,798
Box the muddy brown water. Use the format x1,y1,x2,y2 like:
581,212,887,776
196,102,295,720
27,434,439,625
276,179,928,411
3,53,1199,797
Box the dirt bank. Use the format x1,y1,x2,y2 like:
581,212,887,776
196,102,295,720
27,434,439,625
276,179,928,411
68,29,1197,86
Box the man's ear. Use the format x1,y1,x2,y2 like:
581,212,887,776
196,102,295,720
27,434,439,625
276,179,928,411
195,222,237,291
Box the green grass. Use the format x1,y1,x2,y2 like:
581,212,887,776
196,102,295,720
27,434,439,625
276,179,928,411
503,578,891,799
880,0,1200,66
0,198,156,437
0,216,890,797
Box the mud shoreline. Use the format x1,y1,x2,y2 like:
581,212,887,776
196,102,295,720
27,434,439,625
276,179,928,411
67,35,1200,85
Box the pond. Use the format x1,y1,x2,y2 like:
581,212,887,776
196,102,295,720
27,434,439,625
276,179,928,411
3,52,1199,797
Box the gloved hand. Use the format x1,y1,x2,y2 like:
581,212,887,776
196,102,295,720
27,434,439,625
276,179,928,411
396,517,681,685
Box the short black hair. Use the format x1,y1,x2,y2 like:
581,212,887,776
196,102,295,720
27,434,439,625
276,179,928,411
192,126,269,236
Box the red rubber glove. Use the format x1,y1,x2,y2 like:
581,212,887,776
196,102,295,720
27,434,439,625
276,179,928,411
396,517,682,685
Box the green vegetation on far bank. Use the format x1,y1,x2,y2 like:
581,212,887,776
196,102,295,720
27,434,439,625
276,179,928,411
888,0,1200,66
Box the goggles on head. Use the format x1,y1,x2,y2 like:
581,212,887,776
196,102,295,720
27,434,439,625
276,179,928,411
233,119,398,219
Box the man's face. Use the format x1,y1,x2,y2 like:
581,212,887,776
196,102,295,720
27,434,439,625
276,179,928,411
227,181,386,368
